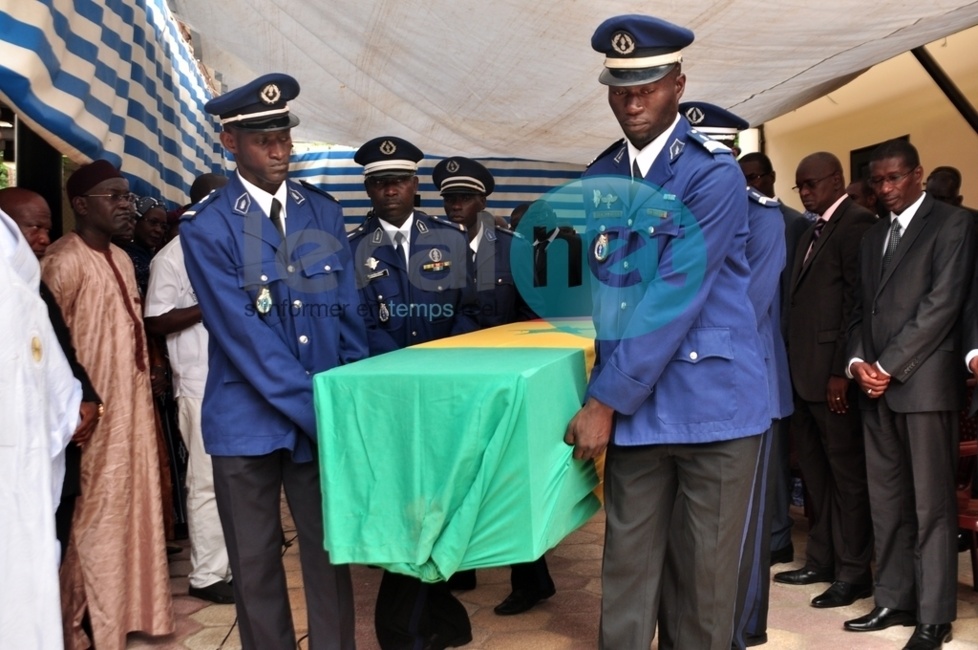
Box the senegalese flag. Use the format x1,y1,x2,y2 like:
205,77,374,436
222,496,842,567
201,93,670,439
313,319,601,582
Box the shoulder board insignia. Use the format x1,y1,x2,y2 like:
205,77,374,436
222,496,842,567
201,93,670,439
688,129,733,156
233,192,252,215
299,180,340,204
346,222,367,240
427,215,465,232
748,187,781,207
587,138,627,168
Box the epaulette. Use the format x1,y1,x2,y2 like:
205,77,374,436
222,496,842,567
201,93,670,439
748,187,782,207
179,187,222,222
347,216,371,240
428,214,466,232
587,138,627,168
688,128,734,156
299,180,340,204
495,225,522,239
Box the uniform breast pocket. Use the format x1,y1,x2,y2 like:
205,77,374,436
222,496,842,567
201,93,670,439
298,253,345,295
656,327,736,425
236,260,287,325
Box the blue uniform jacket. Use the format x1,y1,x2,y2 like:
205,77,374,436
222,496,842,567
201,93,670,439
582,118,769,445
745,189,792,421
469,212,536,327
180,175,368,462
348,210,479,354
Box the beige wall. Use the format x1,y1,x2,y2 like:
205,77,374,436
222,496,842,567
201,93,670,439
758,25,978,214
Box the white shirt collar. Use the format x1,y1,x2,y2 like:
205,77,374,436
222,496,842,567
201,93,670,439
379,212,415,261
890,191,927,232
628,112,681,178
237,172,289,225
819,194,849,222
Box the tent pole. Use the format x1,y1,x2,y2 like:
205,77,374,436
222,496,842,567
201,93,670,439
911,46,978,136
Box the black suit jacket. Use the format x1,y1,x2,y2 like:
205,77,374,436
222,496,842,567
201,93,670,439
787,198,876,402
848,194,975,412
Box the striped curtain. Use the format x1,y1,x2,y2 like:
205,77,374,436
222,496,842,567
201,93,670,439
0,0,223,206
289,145,584,228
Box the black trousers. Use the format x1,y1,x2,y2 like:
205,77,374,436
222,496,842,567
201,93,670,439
375,571,471,650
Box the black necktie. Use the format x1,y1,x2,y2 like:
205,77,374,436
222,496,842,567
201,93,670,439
270,198,285,238
394,231,407,266
632,159,642,179
882,219,902,273
803,218,827,264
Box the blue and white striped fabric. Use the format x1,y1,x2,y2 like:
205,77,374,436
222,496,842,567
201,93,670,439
289,145,585,229
0,0,222,206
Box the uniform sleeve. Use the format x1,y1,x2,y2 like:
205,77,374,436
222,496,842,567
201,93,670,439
746,207,785,327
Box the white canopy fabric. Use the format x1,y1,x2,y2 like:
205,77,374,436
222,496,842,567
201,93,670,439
169,0,978,165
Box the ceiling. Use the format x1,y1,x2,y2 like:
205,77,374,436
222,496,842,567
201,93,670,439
168,1,978,164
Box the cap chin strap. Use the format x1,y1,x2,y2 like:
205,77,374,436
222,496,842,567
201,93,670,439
221,105,290,125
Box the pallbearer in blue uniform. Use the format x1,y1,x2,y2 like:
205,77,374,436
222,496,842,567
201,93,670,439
432,156,535,327
350,137,476,650
563,16,770,650
432,157,557,616
348,137,478,355
657,101,790,649
180,74,367,650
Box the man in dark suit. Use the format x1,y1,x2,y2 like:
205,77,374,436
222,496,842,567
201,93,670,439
844,139,975,650
775,152,876,610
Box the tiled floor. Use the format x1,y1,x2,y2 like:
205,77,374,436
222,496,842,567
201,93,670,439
129,504,978,649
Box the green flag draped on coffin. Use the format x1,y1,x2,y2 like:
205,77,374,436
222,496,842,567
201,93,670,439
313,339,599,582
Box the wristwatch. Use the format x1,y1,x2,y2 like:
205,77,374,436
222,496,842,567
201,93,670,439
96,402,105,420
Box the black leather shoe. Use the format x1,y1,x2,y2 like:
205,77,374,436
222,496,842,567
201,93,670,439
844,606,916,632
811,581,873,608
773,566,833,585
188,580,235,604
903,623,952,649
423,630,473,650
744,632,767,646
770,543,793,565
493,588,556,615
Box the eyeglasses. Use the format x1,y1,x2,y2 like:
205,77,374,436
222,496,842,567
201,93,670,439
868,170,914,188
792,174,834,192
83,192,137,205
744,172,771,183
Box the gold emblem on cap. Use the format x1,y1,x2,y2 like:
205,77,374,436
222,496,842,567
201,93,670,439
260,83,281,105
685,106,705,125
446,160,460,173
380,140,397,155
611,31,636,55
